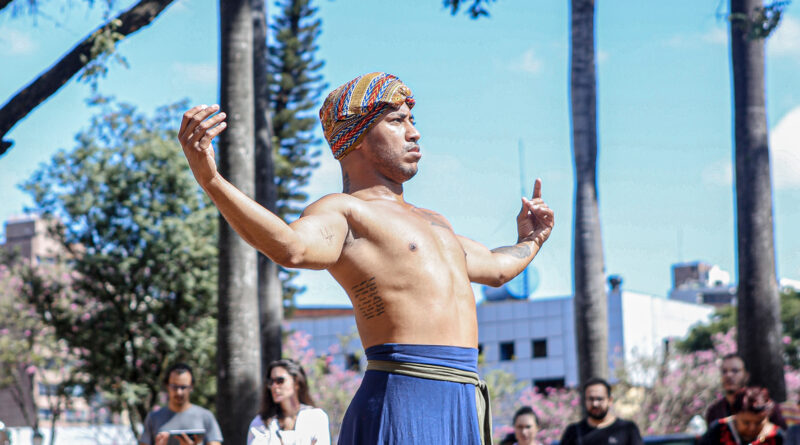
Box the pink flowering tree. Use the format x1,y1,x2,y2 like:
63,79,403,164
283,330,362,441
0,258,75,445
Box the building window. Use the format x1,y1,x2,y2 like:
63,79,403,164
533,378,565,393
500,342,515,361
532,339,547,358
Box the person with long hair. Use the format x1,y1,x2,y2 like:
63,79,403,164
500,406,542,445
700,387,784,445
247,359,330,445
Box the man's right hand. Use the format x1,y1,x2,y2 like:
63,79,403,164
178,105,228,188
154,431,170,445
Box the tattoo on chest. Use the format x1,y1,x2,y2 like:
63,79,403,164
412,207,450,230
352,277,386,320
491,244,531,259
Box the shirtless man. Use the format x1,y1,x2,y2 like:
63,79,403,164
178,72,554,445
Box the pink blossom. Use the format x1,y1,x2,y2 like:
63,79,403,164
25,365,37,375
784,336,792,345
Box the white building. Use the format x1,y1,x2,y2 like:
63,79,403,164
286,278,714,389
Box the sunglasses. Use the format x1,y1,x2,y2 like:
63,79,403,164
267,376,289,386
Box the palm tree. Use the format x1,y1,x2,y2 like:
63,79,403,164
570,0,609,386
218,0,263,438
730,0,785,402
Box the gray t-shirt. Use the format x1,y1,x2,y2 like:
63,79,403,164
140,405,223,445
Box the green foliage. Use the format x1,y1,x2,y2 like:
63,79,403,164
729,1,791,40
0,253,75,429
442,0,495,19
676,304,736,352
78,18,129,90
18,100,219,431
678,289,800,367
268,0,326,303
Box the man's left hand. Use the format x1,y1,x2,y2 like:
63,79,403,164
516,178,554,247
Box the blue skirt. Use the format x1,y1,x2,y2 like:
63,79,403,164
338,343,482,445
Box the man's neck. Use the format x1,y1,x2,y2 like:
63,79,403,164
169,402,192,413
586,414,616,428
724,392,736,405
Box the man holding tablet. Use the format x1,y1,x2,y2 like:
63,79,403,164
140,363,223,445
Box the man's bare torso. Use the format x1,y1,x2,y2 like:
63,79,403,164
320,192,478,349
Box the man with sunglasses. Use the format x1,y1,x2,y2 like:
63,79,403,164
140,363,223,445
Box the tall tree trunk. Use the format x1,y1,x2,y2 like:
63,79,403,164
570,0,608,387
218,0,262,440
730,0,785,402
251,0,284,374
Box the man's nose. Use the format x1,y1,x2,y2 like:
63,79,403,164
406,122,421,142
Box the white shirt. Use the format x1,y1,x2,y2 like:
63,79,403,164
246,405,330,445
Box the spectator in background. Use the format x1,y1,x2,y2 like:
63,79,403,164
700,387,783,445
247,359,330,445
706,354,787,429
500,406,541,445
559,377,643,445
140,363,223,445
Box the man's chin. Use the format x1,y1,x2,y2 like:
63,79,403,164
588,411,608,421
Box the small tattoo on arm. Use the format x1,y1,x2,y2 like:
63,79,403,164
343,172,351,193
352,277,386,320
409,242,417,251
491,244,532,259
321,227,335,245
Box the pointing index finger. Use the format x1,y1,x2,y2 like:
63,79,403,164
532,178,542,200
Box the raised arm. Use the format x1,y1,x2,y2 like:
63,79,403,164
178,105,348,269
459,178,554,286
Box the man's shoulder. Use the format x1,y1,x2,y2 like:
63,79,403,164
613,418,640,431
186,404,218,419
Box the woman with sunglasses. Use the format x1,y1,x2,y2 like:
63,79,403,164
247,359,330,445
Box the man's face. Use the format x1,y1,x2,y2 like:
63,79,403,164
584,384,611,421
358,103,422,183
166,371,193,408
721,357,748,394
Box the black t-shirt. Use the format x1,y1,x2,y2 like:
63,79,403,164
560,418,644,445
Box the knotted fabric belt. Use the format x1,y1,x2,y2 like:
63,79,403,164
366,359,493,445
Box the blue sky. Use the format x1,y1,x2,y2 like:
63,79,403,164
1,0,798,307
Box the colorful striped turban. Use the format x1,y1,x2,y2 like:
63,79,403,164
319,72,415,160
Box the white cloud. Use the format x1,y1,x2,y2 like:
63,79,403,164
701,105,800,190
597,49,609,64
513,48,543,74
0,26,37,55
768,15,800,60
171,62,218,85
771,106,800,189
701,26,728,45
702,159,733,187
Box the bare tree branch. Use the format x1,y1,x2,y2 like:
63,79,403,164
0,0,176,156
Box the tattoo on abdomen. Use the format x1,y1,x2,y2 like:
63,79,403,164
491,244,531,259
352,277,386,320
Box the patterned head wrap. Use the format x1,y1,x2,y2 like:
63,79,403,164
319,72,415,159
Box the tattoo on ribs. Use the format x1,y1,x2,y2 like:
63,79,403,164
352,277,386,320
412,207,450,230
491,244,531,259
